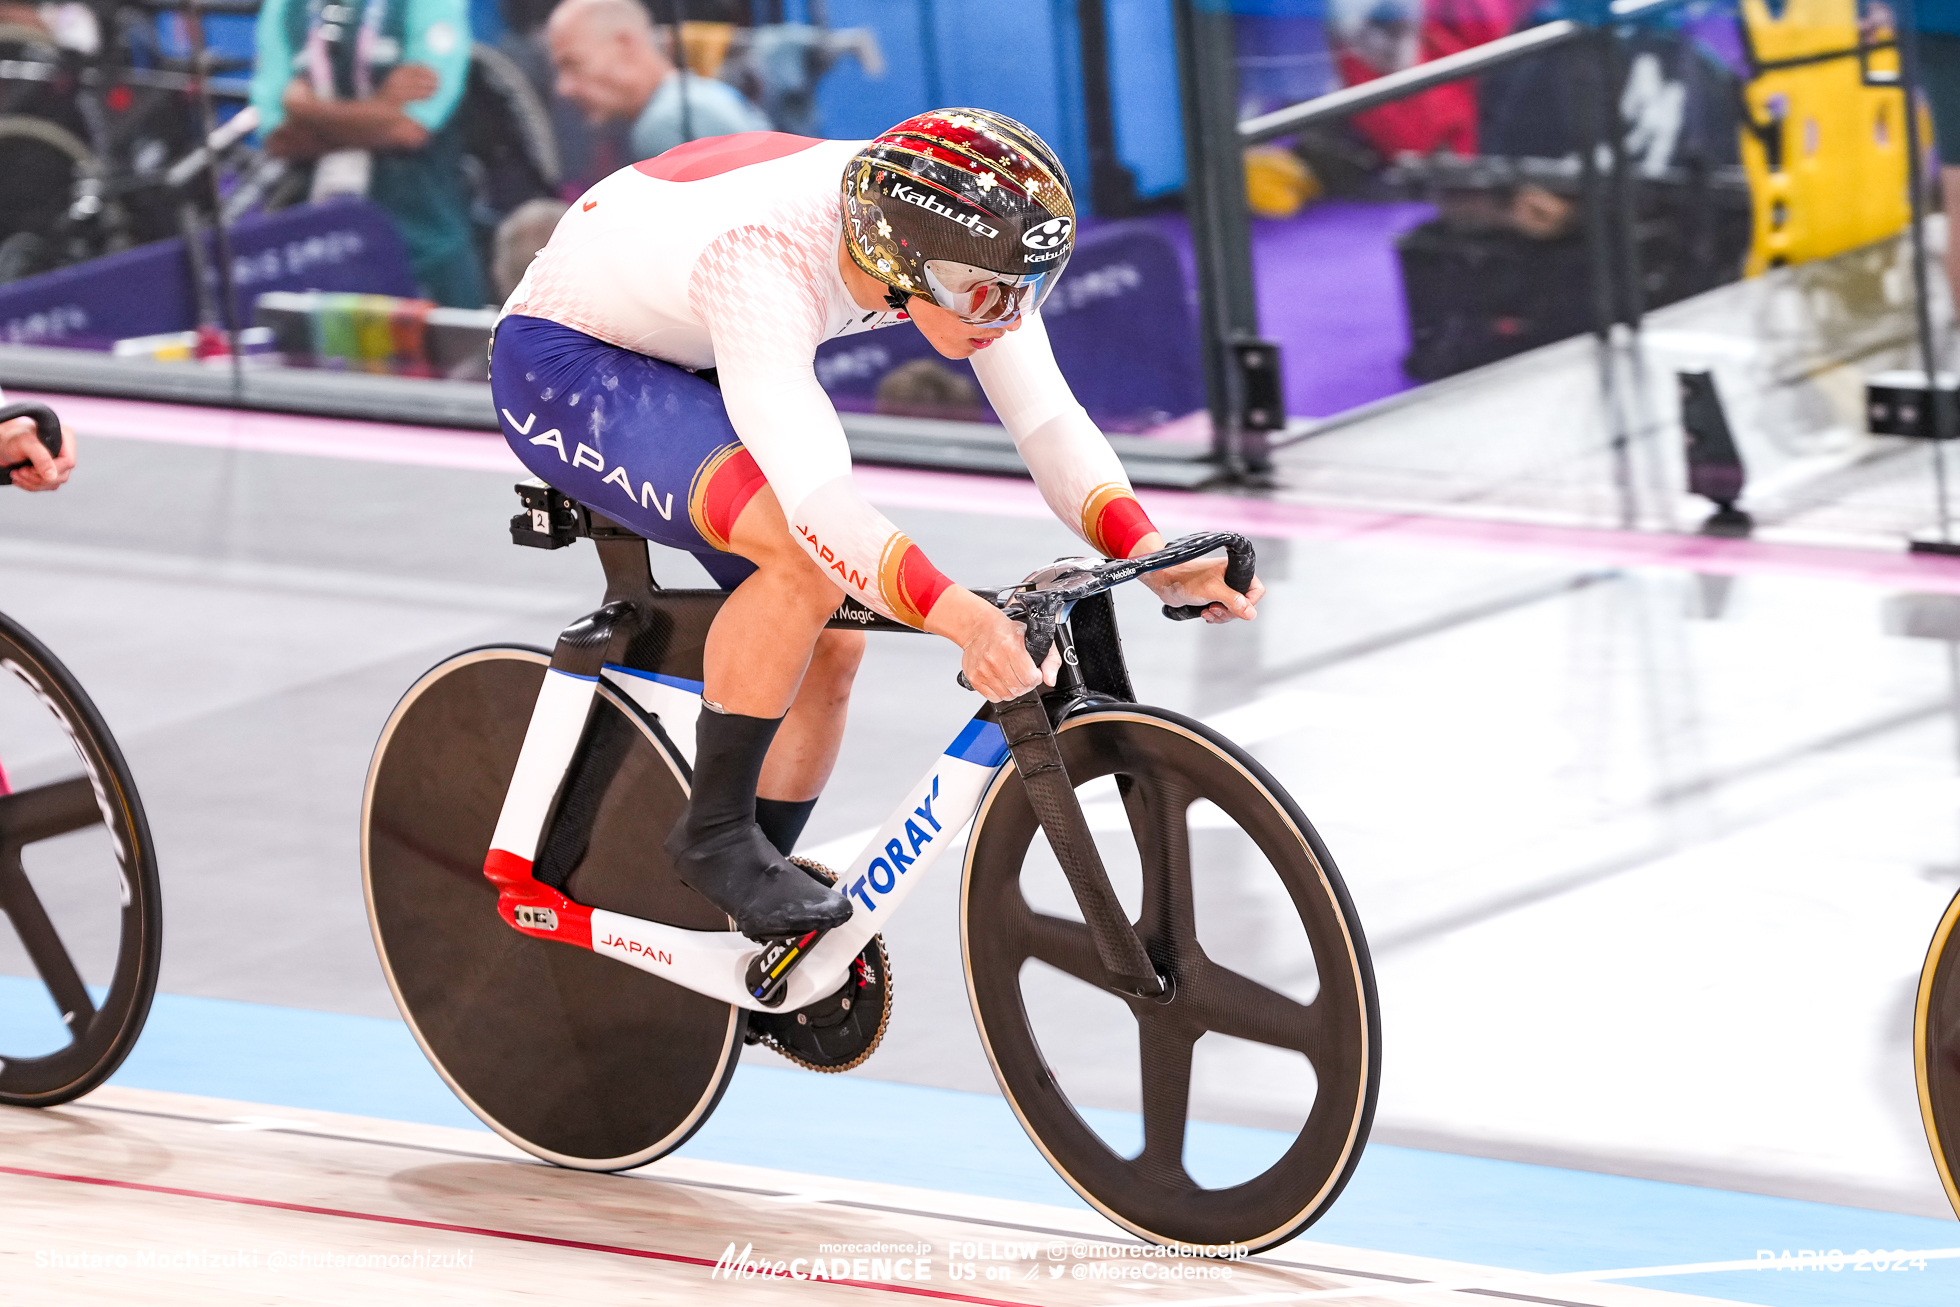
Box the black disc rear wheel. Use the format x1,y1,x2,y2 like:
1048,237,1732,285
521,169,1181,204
961,704,1377,1252
0,611,160,1107
362,646,743,1170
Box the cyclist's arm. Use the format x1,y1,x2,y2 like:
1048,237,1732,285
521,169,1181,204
968,312,1158,559
697,233,956,630
970,313,1259,622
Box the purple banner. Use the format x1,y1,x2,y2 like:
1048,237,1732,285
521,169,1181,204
0,199,418,349
813,221,1203,433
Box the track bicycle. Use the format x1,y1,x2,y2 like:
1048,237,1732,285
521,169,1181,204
361,482,1379,1252
0,402,162,1107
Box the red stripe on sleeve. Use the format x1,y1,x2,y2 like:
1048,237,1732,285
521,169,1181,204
1092,494,1157,559
895,545,955,624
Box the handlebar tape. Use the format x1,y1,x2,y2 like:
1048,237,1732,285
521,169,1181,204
1162,534,1257,620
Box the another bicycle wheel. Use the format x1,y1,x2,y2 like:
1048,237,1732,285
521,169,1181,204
1916,888,1960,1217
961,703,1378,1252
362,646,744,1170
0,611,161,1107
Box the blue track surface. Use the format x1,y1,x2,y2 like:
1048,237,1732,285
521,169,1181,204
5,979,1955,1307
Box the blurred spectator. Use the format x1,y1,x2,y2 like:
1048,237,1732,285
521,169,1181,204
492,196,567,301
0,3,99,52
545,0,767,162
1331,0,1519,158
874,358,983,423
495,0,624,192
724,22,882,137
252,0,488,307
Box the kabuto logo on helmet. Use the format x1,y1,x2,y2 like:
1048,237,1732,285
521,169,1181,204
887,181,1001,240
1022,216,1073,250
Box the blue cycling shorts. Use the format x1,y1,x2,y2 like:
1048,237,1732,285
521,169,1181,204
489,314,765,590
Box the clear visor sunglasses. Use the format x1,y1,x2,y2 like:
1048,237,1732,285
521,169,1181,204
900,260,1059,327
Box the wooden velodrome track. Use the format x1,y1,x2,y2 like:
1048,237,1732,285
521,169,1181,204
0,1087,1755,1307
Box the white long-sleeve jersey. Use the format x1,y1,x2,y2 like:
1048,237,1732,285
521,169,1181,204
502,131,1155,626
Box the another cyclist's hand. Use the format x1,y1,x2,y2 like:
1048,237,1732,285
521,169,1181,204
1,416,74,491
1137,551,1262,624
925,587,1057,701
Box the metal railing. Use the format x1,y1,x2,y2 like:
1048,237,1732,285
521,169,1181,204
1238,20,1586,146
1171,0,1783,475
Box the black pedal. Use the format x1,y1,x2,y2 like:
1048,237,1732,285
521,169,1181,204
510,479,584,549
745,929,826,1009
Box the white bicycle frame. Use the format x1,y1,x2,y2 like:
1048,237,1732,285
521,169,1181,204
481,660,1011,1013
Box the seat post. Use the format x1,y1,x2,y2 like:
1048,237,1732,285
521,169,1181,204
583,509,661,610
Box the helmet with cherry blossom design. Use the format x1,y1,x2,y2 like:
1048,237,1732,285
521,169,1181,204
842,108,1075,326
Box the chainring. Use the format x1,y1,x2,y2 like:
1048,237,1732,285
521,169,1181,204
744,858,893,1073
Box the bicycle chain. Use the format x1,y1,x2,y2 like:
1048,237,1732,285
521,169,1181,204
743,857,892,1074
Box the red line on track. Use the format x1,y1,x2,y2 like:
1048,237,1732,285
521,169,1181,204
0,1163,1042,1306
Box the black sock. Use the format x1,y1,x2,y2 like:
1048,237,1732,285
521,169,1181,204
755,797,818,857
680,707,782,844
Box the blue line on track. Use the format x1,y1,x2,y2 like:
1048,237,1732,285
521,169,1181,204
4,979,1954,1306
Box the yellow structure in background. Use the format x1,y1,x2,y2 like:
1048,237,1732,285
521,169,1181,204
1739,0,1911,273
1245,145,1322,219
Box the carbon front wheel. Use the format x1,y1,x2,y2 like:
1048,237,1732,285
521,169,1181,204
961,704,1377,1252
362,646,743,1170
0,611,160,1107
1916,888,1960,1217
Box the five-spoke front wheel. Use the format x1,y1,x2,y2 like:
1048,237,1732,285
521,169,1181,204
961,704,1377,1252
0,611,160,1107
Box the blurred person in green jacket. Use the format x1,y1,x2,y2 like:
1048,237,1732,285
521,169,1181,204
252,0,488,307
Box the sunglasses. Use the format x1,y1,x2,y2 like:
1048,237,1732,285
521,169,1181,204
913,259,1061,327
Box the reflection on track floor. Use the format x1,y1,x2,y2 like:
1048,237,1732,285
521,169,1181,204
0,1087,1747,1307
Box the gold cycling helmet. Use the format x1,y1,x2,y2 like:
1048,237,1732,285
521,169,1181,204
842,108,1075,327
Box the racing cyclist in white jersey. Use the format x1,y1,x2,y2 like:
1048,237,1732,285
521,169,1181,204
493,109,1263,940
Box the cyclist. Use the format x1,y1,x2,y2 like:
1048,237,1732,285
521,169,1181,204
0,391,75,490
491,110,1263,940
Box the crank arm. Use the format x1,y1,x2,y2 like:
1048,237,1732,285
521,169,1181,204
745,929,829,1009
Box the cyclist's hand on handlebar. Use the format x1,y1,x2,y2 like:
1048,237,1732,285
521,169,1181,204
925,587,1058,701
1140,553,1263,624
1,416,74,492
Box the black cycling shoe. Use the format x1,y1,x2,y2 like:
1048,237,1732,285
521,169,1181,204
665,704,850,940
667,822,852,939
